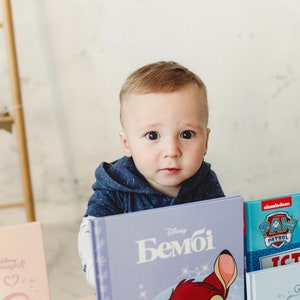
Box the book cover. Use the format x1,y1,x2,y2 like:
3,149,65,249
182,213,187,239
90,195,244,300
246,262,300,300
0,221,50,300
244,193,300,272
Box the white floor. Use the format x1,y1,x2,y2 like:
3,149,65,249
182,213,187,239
43,221,95,300
0,208,95,300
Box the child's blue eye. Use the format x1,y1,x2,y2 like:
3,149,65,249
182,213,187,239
146,131,160,140
180,130,195,139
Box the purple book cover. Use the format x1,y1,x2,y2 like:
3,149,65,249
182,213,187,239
90,195,244,300
244,193,300,272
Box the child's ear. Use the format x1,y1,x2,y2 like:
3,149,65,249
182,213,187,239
119,130,132,157
204,128,210,156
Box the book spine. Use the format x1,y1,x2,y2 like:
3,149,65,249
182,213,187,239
90,219,112,300
246,273,256,300
244,202,254,272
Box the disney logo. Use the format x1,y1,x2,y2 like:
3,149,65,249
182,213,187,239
0,258,26,271
165,227,187,236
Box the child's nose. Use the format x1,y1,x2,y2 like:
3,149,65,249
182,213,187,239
163,139,182,158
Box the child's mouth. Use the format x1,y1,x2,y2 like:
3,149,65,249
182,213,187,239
161,168,180,174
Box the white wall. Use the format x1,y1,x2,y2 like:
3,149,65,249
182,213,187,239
1,0,299,223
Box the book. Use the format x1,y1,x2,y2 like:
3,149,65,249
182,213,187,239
246,262,300,299
0,221,50,300
90,195,245,300
244,192,300,272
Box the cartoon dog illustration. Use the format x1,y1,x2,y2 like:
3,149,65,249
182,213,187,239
169,250,237,300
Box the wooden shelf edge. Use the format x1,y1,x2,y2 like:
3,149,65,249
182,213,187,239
0,115,14,123
0,202,24,209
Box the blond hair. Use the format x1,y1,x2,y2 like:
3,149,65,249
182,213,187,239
119,61,208,124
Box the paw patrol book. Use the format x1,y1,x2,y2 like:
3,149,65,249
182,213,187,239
246,262,300,300
244,192,300,272
90,195,244,300
0,222,50,300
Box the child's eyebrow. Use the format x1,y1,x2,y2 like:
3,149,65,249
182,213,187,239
138,122,162,129
136,123,162,133
136,122,205,134
179,121,205,130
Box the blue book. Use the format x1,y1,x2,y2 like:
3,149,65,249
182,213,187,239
90,195,244,300
244,193,300,272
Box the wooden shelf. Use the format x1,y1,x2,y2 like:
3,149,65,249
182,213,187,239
0,115,14,123
0,0,35,221
0,201,23,209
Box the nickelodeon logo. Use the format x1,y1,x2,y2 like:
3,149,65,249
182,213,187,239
261,196,292,211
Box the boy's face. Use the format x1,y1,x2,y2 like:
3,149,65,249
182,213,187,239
120,84,210,197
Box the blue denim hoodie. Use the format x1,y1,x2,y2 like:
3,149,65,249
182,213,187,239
84,156,225,217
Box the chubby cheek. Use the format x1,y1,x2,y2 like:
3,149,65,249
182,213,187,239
187,147,206,166
186,160,204,177
133,156,156,178
130,145,157,168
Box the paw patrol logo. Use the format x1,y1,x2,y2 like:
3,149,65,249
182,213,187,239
258,212,298,248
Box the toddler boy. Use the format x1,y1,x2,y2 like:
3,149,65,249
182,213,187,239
78,61,224,286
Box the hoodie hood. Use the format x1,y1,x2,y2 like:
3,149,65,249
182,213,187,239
92,156,162,195
92,156,214,198
85,156,224,217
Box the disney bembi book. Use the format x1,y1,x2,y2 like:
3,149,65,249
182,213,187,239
244,192,300,272
90,195,244,300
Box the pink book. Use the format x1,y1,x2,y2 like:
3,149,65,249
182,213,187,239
0,221,50,300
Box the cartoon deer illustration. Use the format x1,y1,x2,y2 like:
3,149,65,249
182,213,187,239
169,250,237,300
